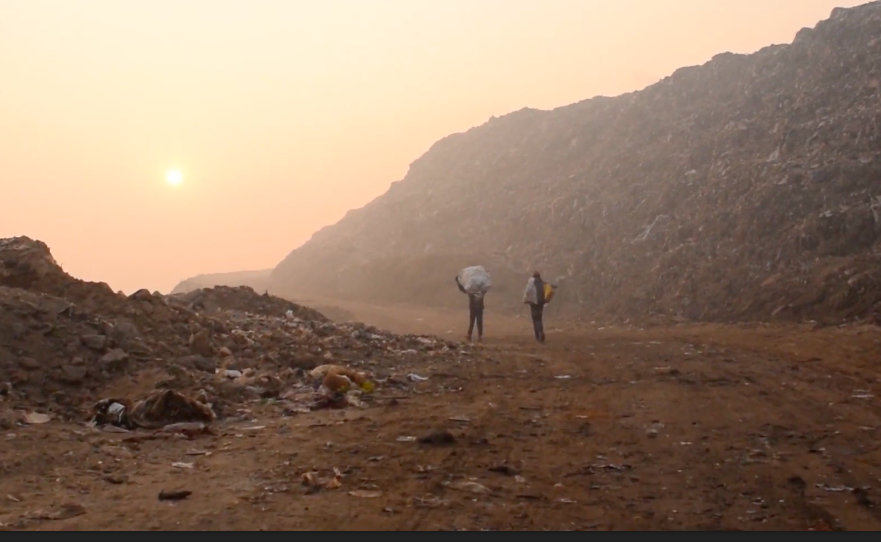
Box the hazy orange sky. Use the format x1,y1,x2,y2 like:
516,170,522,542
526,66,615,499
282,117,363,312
0,0,865,293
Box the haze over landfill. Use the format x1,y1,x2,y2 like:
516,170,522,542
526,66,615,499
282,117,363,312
0,0,866,294
3,0,881,532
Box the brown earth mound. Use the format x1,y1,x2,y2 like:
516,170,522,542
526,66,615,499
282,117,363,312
168,285,328,321
0,237,123,310
271,2,881,326
169,270,272,295
0,237,473,419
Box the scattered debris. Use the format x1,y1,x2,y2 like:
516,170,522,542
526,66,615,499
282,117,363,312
413,495,448,508
445,481,492,495
23,503,86,521
349,490,382,499
0,236,475,420
158,490,192,502
816,483,855,493
91,390,215,430
489,465,521,477
301,471,342,491
419,430,456,445
160,423,214,437
22,412,51,425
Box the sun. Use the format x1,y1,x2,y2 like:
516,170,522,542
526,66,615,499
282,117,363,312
165,169,183,186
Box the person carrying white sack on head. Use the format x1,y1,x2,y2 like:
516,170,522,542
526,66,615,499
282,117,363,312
455,266,491,342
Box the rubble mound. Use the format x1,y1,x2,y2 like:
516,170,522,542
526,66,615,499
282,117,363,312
169,285,328,321
0,283,204,417
0,237,122,310
271,2,881,325
0,237,475,420
170,269,271,295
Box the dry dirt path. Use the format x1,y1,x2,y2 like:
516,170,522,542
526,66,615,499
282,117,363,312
2,304,881,530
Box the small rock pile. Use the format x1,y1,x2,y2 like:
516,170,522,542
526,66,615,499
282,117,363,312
169,269,271,295
0,237,475,421
168,285,327,322
271,2,881,325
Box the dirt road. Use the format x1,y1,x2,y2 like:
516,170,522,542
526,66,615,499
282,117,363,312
2,302,881,530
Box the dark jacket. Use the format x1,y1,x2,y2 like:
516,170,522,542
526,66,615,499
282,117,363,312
456,278,485,312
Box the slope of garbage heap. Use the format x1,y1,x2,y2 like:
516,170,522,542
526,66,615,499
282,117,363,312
272,2,881,325
167,284,328,322
0,237,476,431
169,269,272,296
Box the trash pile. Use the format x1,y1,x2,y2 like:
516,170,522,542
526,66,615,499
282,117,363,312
169,269,271,295
0,236,475,422
168,284,327,321
271,2,881,325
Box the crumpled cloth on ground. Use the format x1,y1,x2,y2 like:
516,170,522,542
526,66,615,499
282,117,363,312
92,389,216,430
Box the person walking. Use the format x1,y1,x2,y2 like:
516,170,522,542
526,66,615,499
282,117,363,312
523,271,546,343
456,276,485,342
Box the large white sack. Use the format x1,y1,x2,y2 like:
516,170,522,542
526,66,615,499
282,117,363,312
459,266,491,295
522,277,538,304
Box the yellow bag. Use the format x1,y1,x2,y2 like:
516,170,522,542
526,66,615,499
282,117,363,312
543,283,556,303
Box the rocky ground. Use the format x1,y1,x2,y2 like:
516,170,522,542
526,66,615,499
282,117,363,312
2,238,881,530
0,238,468,418
0,238,881,530
2,317,881,530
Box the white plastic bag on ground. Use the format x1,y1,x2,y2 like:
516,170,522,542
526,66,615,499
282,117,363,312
458,266,491,295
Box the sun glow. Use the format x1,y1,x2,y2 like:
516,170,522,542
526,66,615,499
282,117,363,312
165,169,183,186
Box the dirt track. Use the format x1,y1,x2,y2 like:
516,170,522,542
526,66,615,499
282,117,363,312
2,302,881,531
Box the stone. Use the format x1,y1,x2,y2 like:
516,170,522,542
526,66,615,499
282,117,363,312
9,369,29,385
175,355,217,374
0,410,15,430
59,365,87,384
11,322,26,339
19,357,40,370
101,349,130,371
189,329,213,357
80,334,108,351
129,289,153,302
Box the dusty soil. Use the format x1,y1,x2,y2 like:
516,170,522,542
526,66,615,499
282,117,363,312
2,301,881,531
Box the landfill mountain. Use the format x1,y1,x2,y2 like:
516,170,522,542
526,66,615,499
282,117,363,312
272,2,881,325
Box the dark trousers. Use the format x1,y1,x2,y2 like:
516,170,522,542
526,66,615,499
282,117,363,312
468,307,484,338
529,303,545,342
